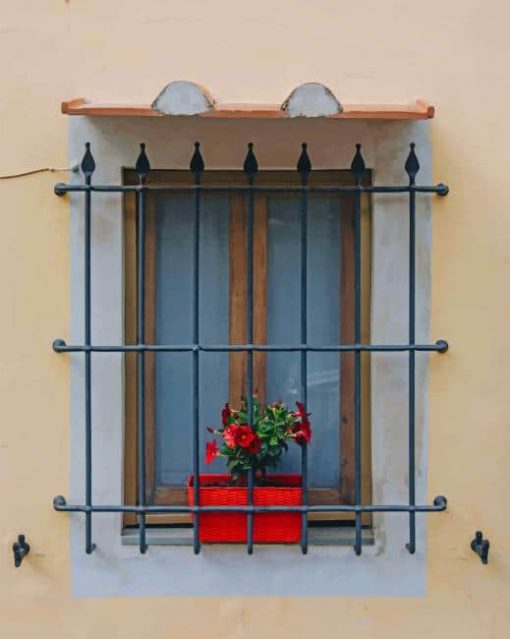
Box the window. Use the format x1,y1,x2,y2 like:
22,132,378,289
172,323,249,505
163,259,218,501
53,133,448,572
122,167,372,535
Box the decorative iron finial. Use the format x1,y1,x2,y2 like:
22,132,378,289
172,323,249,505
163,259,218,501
405,143,420,184
135,143,151,183
243,142,258,180
297,143,312,183
190,141,205,176
81,142,96,179
350,143,365,185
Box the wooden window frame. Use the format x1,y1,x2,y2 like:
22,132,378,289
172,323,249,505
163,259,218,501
123,169,372,527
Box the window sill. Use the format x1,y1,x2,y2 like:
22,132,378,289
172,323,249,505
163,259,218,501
121,526,375,548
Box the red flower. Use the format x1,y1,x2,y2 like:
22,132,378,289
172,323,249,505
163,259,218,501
205,440,219,464
222,423,238,448
246,434,262,455
293,418,312,445
293,401,310,419
221,403,232,427
234,424,258,450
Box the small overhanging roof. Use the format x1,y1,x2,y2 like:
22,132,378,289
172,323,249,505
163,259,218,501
61,81,435,120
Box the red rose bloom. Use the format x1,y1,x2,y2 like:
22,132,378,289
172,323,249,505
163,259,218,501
205,440,219,464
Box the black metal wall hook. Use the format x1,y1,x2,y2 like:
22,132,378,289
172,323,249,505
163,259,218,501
471,531,490,564
13,534,30,568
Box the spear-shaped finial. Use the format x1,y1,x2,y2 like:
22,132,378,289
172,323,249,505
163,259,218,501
297,143,312,184
81,142,96,180
405,143,420,184
190,141,205,177
135,143,151,183
350,143,365,186
243,142,258,181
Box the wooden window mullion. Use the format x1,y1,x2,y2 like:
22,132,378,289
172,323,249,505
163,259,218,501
229,194,267,407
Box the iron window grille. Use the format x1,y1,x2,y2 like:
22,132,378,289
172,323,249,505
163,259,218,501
53,140,449,556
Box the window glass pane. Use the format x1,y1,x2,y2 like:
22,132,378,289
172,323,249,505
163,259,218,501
154,194,230,485
266,195,341,487
153,190,341,489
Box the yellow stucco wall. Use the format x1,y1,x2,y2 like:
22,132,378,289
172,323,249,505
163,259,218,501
1,0,509,636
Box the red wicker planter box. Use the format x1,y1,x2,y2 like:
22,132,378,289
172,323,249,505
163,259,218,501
187,474,302,543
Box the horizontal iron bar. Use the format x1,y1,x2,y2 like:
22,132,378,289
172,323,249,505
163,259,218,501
53,495,447,514
54,183,449,196
53,339,448,354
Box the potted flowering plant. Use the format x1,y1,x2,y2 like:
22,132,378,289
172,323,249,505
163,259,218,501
187,396,312,543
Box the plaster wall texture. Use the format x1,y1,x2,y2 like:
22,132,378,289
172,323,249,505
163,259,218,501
0,0,509,637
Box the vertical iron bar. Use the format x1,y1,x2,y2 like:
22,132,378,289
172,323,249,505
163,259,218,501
82,143,95,554
136,144,150,554
405,143,419,554
244,143,258,554
190,142,204,555
246,172,255,555
351,144,365,556
298,143,311,554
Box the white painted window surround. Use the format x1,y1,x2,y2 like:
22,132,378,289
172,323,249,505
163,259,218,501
67,116,433,596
